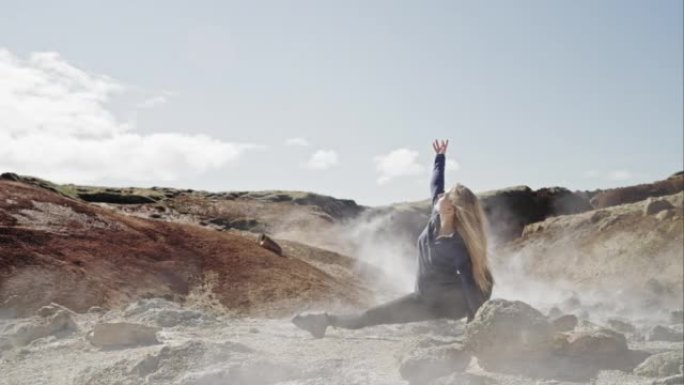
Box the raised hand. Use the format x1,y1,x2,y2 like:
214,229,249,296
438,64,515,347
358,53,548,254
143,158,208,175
432,139,449,155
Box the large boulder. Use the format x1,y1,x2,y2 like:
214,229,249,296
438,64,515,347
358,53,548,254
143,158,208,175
548,325,649,381
464,299,554,373
633,350,683,378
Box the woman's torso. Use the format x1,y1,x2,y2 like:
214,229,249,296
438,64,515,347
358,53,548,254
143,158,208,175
414,210,472,297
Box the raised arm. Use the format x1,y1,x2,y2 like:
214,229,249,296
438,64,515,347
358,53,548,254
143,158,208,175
431,139,448,206
431,153,445,206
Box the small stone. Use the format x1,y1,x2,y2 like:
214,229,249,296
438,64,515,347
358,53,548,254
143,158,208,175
607,319,636,334
37,306,58,318
590,210,610,223
656,209,675,221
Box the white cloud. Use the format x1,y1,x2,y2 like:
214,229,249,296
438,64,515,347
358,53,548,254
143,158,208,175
303,149,338,170
373,148,425,185
285,137,310,147
445,158,460,172
608,169,633,181
0,48,264,184
137,95,168,109
583,169,600,178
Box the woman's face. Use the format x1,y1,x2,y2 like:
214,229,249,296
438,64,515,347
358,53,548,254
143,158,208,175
435,192,455,217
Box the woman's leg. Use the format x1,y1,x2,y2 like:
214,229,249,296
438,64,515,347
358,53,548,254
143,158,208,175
328,292,441,329
292,289,472,338
426,287,471,321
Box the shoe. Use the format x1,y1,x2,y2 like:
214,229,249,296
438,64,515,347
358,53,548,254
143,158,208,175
291,312,329,338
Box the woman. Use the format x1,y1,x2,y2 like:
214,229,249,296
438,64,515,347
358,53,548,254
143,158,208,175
292,139,494,338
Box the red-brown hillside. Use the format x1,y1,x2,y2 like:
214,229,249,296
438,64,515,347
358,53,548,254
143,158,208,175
0,180,373,317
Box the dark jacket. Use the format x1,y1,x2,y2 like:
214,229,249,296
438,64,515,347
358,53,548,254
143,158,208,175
414,153,492,321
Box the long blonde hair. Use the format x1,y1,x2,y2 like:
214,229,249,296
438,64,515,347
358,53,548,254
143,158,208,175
445,183,493,293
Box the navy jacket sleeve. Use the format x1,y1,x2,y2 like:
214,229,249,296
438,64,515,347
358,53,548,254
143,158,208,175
431,153,445,207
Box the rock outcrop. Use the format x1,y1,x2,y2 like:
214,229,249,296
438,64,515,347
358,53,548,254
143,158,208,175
589,172,683,209
0,178,375,317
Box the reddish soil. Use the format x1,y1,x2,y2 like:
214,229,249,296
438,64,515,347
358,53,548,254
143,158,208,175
0,180,371,317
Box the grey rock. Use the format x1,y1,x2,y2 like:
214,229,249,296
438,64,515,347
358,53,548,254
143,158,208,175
607,319,637,334
87,322,160,348
464,299,554,372
647,326,684,342
644,198,674,216
656,209,675,221
634,351,683,378
553,327,628,358
551,314,578,332
11,309,78,347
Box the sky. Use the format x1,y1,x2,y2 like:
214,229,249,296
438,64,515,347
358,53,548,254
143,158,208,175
0,0,682,206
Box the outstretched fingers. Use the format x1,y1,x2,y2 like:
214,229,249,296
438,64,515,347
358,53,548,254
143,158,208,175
432,139,449,154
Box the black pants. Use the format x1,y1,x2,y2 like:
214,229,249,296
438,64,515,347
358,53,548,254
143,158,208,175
328,288,469,329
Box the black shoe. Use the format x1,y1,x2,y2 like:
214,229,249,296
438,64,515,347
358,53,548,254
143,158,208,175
291,312,329,338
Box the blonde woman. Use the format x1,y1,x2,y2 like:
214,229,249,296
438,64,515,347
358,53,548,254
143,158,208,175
292,139,494,338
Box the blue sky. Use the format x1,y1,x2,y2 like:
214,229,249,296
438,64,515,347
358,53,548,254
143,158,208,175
0,0,681,206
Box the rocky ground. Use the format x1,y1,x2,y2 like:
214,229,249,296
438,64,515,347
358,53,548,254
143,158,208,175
0,171,682,384
0,299,681,385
